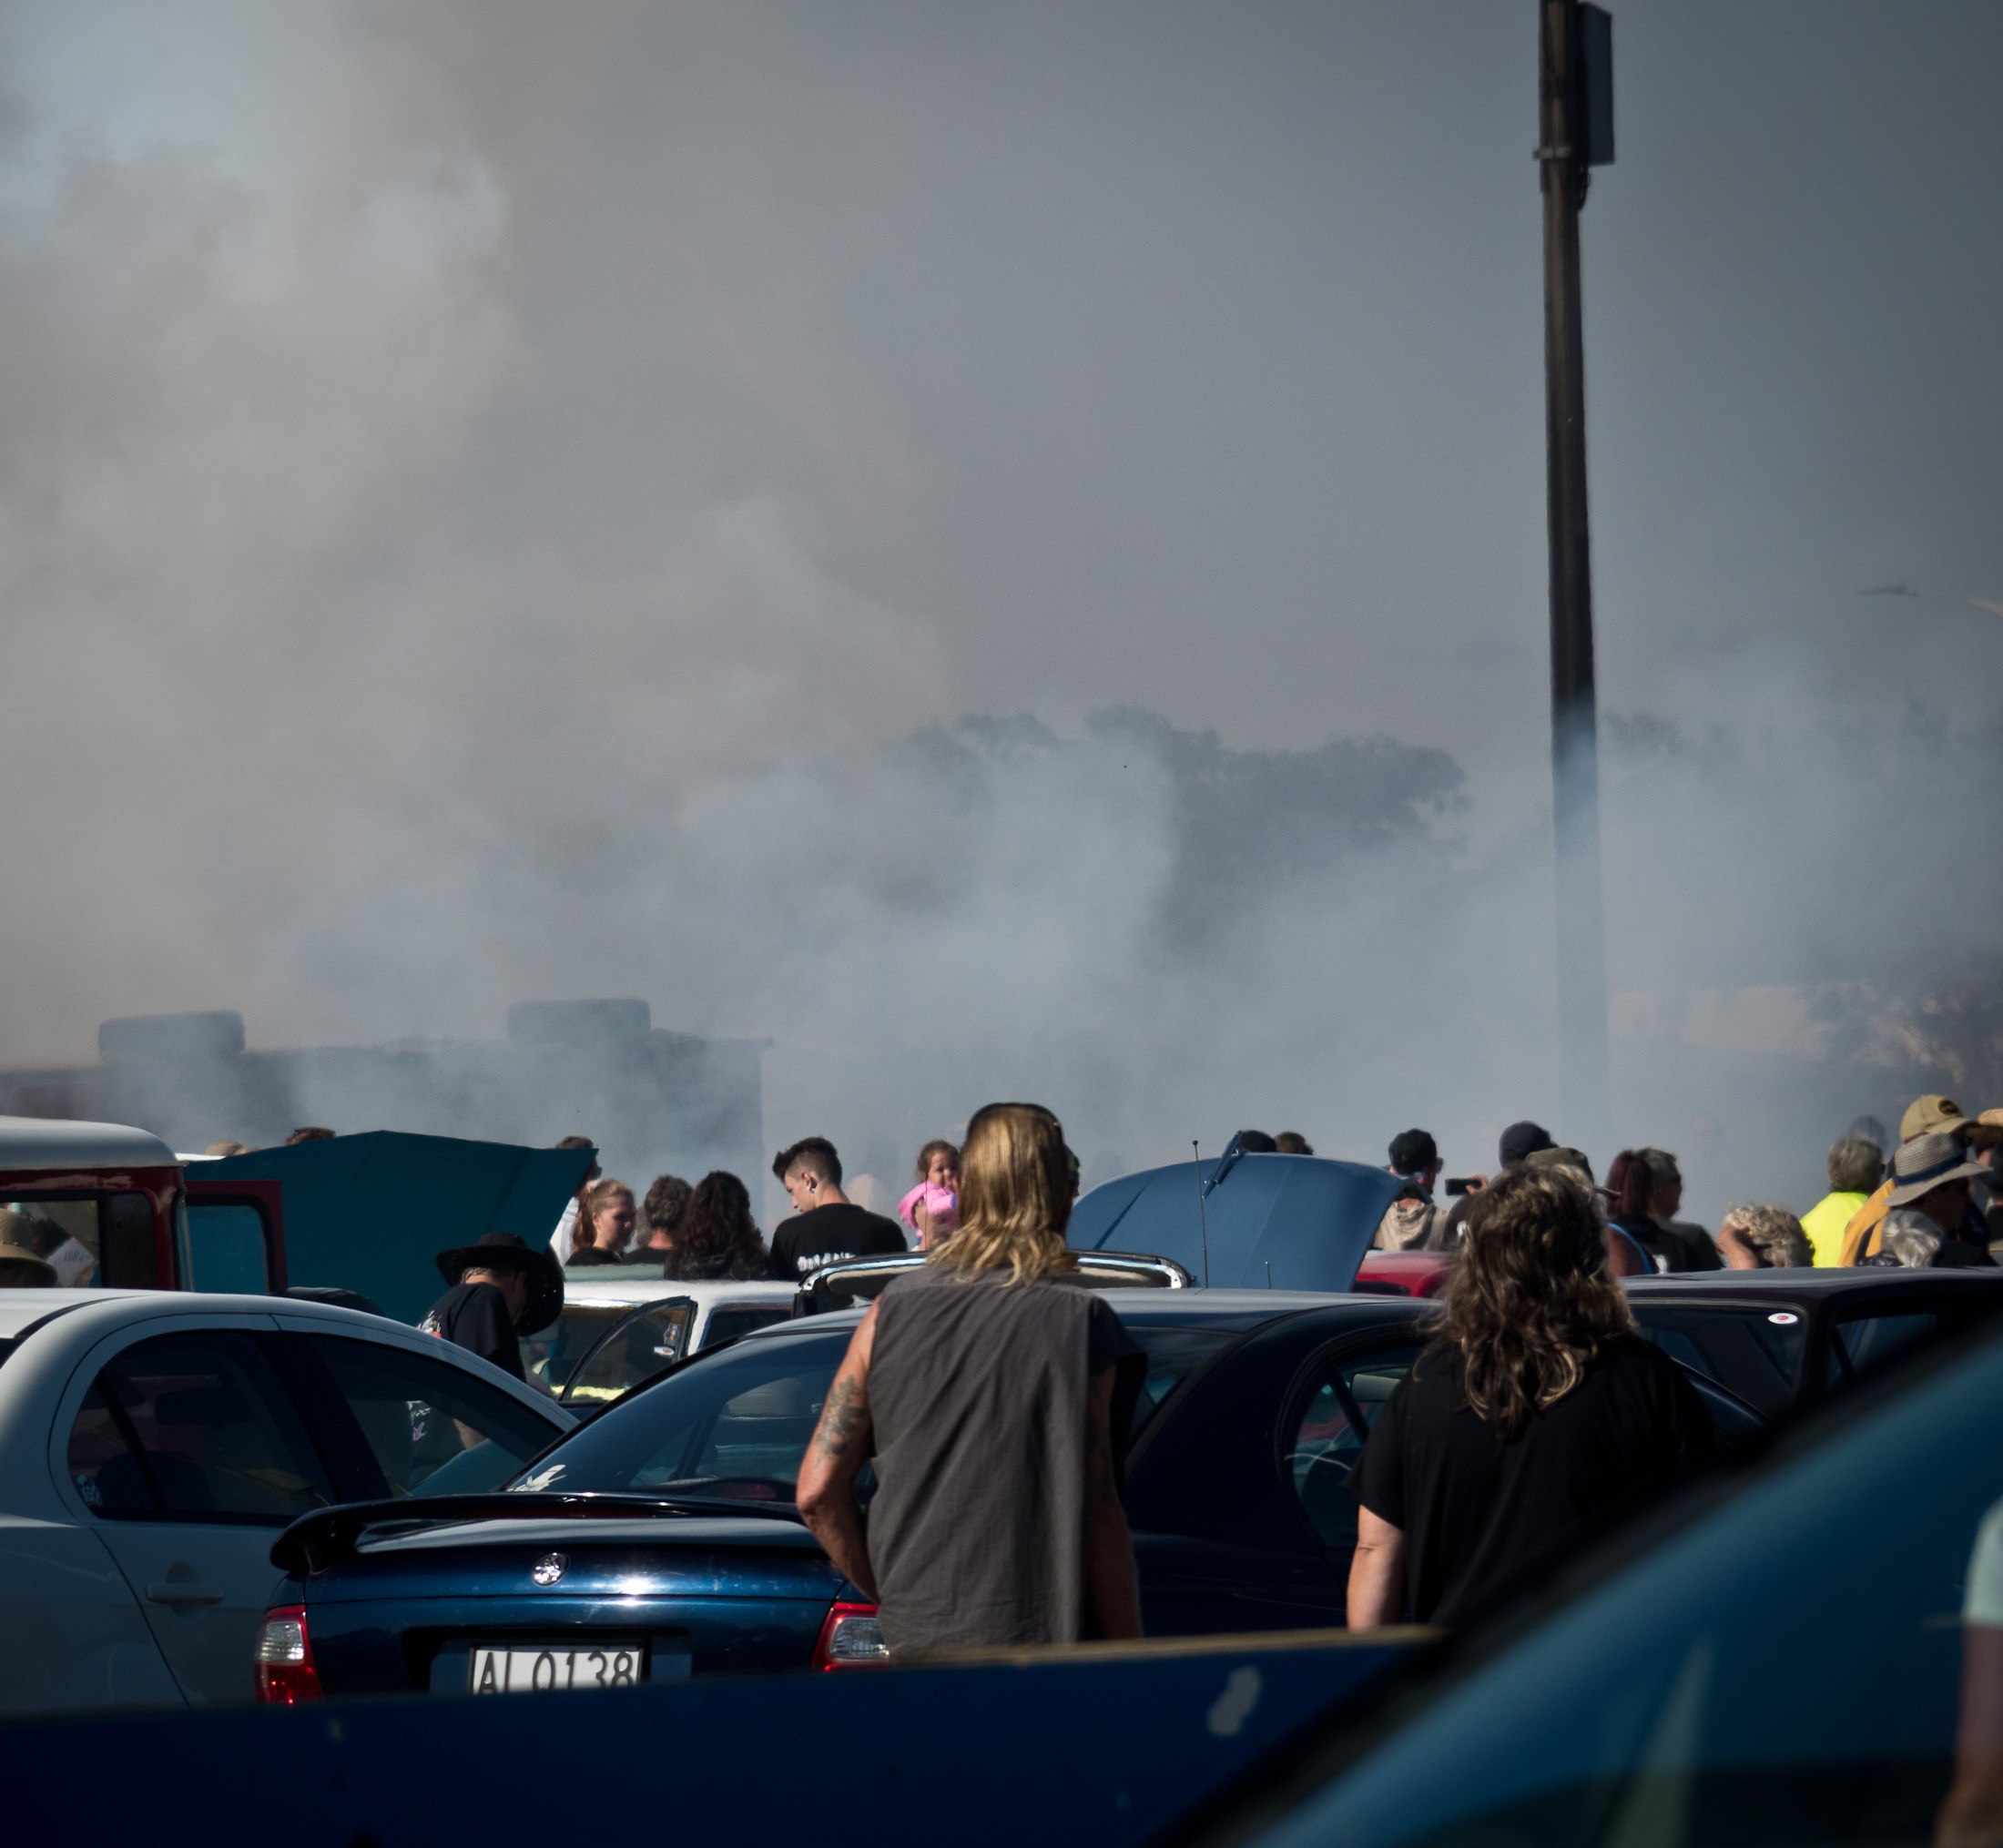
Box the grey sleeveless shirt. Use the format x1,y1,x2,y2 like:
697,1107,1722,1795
865,1264,1137,1654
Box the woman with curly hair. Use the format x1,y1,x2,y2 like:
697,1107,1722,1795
657,1172,768,1282
1347,1164,1713,1629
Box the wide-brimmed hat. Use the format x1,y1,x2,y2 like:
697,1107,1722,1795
1525,1144,1595,1183
1884,1132,1993,1211
0,1212,56,1287
433,1232,564,1334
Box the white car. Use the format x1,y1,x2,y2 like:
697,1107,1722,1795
526,1273,801,1407
0,1288,573,1715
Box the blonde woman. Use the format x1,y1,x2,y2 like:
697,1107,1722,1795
796,1102,1144,1653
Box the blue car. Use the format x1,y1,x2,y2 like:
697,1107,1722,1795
261,1285,1788,1701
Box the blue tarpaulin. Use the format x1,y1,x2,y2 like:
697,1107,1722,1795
202,1132,595,1325
1069,1152,1403,1293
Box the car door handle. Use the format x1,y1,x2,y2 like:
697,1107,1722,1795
146,1583,224,1606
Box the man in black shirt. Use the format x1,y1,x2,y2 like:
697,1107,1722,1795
767,1137,907,1281
422,1233,564,1381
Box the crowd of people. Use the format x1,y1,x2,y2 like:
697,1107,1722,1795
1367,1092,2003,1275
543,1134,945,1283
373,1083,2003,1679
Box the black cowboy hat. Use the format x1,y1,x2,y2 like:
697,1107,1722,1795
433,1233,564,1335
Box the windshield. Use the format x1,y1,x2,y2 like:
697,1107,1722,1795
515,1319,1238,1499
1237,1327,2003,1848
514,1328,849,1502
521,1301,694,1406
1627,1300,1810,1420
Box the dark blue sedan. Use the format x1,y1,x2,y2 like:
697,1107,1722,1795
260,1289,1764,1700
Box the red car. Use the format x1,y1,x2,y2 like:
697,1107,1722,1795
1354,1250,1453,1298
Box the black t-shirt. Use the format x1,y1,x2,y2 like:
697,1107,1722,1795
1352,1335,1712,1626
1615,1213,1723,1274
767,1202,908,1280
564,1246,623,1266
422,1280,525,1380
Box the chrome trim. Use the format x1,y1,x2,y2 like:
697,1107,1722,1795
798,1249,1195,1305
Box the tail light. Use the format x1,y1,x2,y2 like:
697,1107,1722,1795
812,1600,890,1670
254,1604,323,1704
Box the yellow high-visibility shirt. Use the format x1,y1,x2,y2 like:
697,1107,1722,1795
1799,1191,1868,1266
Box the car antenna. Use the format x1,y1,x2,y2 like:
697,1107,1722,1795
1265,1260,1272,1289
1192,1140,1210,1288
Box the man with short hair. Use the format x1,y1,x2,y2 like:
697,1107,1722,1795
768,1138,907,1281
1374,1129,1452,1251
1273,1132,1315,1155
1800,1133,1886,1266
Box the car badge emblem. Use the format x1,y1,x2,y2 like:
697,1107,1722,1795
532,1551,568,1587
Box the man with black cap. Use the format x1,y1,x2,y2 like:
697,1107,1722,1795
421,1233,564,1381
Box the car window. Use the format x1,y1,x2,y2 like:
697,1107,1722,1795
1,1192,155,1287
515,1330,854,1501
1285,1345,1423,1549
1825,1310,1943,1390
1122,1327,1238,1439
67,1331,333,1522
564,1305,696,1405
523,1301,694,1399
1231,1330,2003,1848
700,1305,793,1351
1628,1301,1810,1420
307,1335,562,1498
182,1203,269,1293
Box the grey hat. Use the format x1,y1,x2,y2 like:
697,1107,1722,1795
1884,1132,1992,1211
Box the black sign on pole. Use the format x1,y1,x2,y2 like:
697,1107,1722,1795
1539,0,1612,1159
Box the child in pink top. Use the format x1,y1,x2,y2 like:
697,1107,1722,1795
898,1139,961,1248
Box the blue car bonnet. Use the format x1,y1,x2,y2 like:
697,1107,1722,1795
1067,1150,1404,1292
202,1131,595,1325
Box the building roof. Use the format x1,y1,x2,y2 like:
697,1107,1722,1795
0,1115,178,1172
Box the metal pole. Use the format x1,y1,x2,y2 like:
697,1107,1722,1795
1539,0,1612,1156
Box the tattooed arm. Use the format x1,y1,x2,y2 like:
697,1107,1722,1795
796,1301,880,1601
1085,1363,1142,1640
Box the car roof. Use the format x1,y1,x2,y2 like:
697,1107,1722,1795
555,1275,799,1307
0,1114,178,1171
0,1287,158,1339
1624,1269,2003,1298
729,1286,1428,1347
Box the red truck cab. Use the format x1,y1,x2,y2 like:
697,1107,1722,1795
0,1113,284,1293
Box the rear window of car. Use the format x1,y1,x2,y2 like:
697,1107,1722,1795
1122,1326,1238,1437
1629,1300,1810,1420
513,1330,852,1502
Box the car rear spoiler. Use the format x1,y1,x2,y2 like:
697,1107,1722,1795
795,1248,1195,1315
271,1492,806,1575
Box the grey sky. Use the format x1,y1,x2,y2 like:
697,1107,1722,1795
0,0,1997,1215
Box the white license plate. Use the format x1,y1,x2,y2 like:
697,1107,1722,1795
468,1644,644,1694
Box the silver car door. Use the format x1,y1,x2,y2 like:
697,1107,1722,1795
0,1514,182,1715
58,1327,335,1705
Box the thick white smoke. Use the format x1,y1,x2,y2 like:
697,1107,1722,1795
0,3,1996,1240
